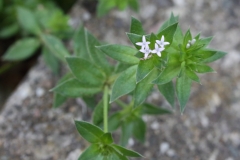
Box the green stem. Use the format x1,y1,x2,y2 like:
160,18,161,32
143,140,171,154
103,85,109,133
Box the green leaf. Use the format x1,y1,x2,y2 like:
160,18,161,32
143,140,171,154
153,64,181,85
97,0,116,17
117,0,128,10
93,100,104,126
41,34,70,62
158,13,178,32
158,81,175,108
197,36,213,47
120,122,134,147
53,93,67,108
183,29,192,47
0,23,19,38
202,51,227,63
75,120,104,143
105,150,128,160
108,113,121,132
128,0,139,11
110,65,137,102
142,103,171,115
134,68,159,107
157,23,178,45
17,7,41,35
185,67,200,83
66,57,106,86
114,62,133,74
52,73,73,108
126,32,147,50
100,132,114,144
111,144,142,157
74,26,89,59
130,17,145,35
86,30,111,73
51,78,102,97
42,47,59,75
3,38,40,61
189,64,215,73
78,144,103,160
136,58,155,83
97,44,139,64
133,118,146,143
176,74,192,112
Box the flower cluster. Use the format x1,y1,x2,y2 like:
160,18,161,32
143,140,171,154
136,35,169,59
186,39,196,48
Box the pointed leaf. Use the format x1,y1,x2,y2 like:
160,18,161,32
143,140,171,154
134,68,159,107
130,17,145,35
93,100,104,126
158,81,175,108
17,7,41,35
128,0,139,11
120,122,134,147
133,118,146,143
176,74,192,112
51,78,102,97
127,32,149,50
3,38,40,61
136,57,155,83
157,23,178,45
142,103,171,115
42,47,59,75
111,144,143,157
198,36,213,47
78,144,103,160
153,65,181,85
202,51,227,63
66,57,106,86
75,120,104,143
110,65,137,102
86,30,111,73
108,113,121,132
100,132,114,144
41,34,70,61
53,93,67,108
74,26,89,59
183,29,192,47
185,67,200,83
189,64,215,73
97,44,139,64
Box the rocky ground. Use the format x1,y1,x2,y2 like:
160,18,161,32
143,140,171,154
1,0,240,160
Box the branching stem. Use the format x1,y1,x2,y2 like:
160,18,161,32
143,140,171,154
103,85,109,133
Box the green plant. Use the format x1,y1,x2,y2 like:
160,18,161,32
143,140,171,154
97,0,139,17
51,13,226,159
1,1,72,74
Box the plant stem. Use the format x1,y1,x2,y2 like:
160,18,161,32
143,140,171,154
103,85,109,133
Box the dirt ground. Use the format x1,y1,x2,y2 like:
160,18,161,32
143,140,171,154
1,0,240,160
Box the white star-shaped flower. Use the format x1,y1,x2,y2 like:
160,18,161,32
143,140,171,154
140,45,151,59
156,35,170,47
152,43,164,57
136,35,150,50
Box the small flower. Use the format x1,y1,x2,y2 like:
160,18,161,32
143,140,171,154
156,35,170,47
136,35,150,50
140,45,151,59
152,43,164,57
186,43,190,48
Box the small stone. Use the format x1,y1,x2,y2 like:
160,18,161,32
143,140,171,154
160,142,170,154
150,121,160,130
36,87,45,97
166,149,175,157
128,138,134,147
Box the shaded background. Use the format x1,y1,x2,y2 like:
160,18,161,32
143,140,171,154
0,0,240,160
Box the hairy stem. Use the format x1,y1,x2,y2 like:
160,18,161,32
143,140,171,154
103,85,109,132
